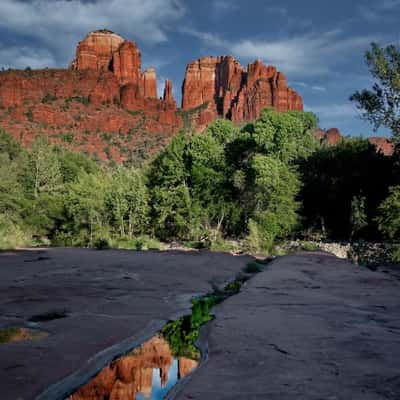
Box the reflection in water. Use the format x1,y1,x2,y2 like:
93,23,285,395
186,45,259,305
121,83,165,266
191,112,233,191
67,336,199,400
68,296,223,400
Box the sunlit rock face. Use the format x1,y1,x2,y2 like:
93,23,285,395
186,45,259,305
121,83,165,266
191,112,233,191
181,56,303,129
0,29,308,162
72,30,160,100
0,30,181,162
71,30,125,72
68,336,199,400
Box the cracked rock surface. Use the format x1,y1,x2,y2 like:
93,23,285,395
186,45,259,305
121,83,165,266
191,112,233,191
175,252,400,400
0,248,251,400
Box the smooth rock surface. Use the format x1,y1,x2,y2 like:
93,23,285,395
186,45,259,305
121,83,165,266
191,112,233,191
0,248,251,400
175,252,400,400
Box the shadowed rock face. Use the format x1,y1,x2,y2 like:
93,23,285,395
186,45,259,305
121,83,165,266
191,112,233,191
68,336,198,400
181,56,303,129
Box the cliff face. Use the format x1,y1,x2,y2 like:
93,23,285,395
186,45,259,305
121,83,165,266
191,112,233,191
0,29,307,161
181,56,303,129
72,30,158,99
0,30,180,162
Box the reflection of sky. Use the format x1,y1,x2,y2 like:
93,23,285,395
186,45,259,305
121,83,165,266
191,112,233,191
136,359,179,400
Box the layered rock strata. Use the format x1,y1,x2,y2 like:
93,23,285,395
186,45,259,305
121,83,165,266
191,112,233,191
181,56,303,128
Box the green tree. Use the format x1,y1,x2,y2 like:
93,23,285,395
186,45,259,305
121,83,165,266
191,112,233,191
299,138,394,239
106,168,149,237
250,109,318,163
30,136,62,198
349,194,367,241
376,186,400,240
205,119,239,145
350,43,400,144
247,154,301,251
64,171,111,246
148,133,195,240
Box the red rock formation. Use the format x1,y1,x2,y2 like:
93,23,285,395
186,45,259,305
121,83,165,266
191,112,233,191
163,80,176,106
368,137,394,156
0,29,306,162
324,128,342,145
112,40,142,86
72,30,125,71
0,30,181,162
142,68,157,99
72,30,158,100
314,127,394,155
181,56,303,127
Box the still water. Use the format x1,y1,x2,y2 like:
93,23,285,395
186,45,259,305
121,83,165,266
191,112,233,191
67,335,199,400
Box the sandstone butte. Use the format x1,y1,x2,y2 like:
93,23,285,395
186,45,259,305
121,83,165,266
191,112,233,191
0,29,393,161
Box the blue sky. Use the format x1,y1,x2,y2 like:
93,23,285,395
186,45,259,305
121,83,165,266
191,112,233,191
0,0,399,137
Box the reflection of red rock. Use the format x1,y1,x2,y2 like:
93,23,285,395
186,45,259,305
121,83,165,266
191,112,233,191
178,357,198,379
68,336,199,400
181,56,303,129
314,127,394,155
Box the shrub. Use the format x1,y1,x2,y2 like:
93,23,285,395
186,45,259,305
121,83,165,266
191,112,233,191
376,186,400,240
300,241,319,252
390,245,400,263
93,237,110,250
25,108,34,122
62,133,74,143
42,94,58,104
0,215,32,249
132,236,161,251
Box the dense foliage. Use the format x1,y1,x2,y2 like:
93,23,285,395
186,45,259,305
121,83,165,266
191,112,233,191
350,42,400,146
0,107,398,253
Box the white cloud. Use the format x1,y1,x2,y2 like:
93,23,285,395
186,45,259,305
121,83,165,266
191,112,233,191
292,81,327,92
183,28,379,77
0,46,56,69
0,0,185,67
305,103,360,121
311,86,327,92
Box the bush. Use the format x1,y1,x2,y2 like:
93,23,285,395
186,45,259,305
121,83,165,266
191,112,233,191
132,236,161,251
42,94,58,104
300,241,319,252
93,237,110,250
0,215,32,249
376,186,400,240
390,245,400,263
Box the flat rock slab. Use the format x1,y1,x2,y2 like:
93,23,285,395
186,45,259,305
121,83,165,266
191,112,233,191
0,248,251,400
175,252,400,400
